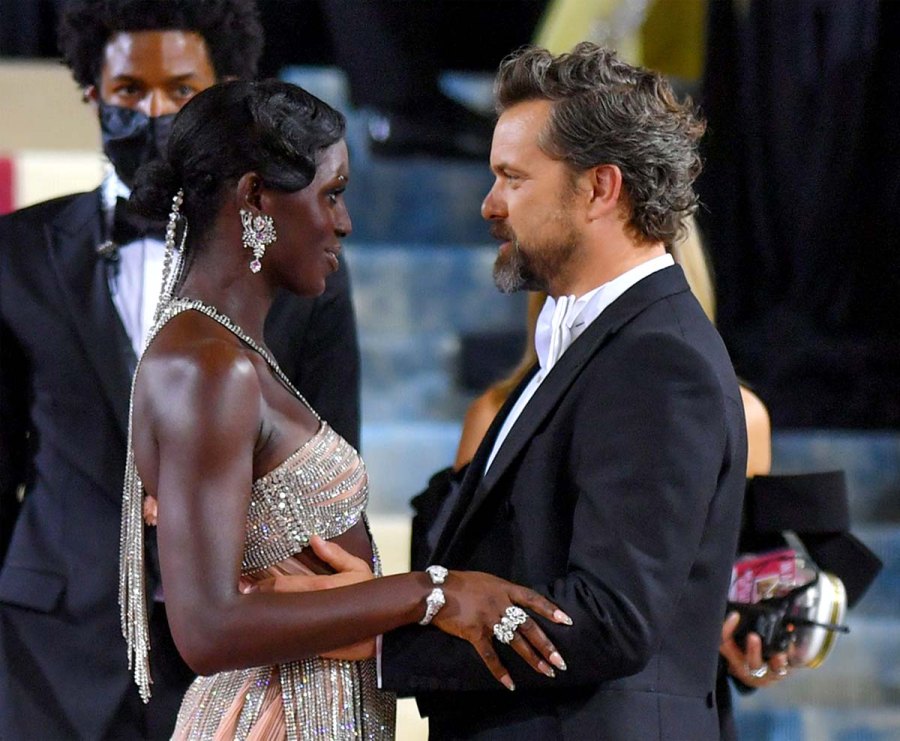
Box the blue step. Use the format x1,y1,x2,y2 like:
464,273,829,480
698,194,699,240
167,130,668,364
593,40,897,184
849,525,900,619
345,243,522,337
346,243,526,424
362,421,462,516
735,706,900,741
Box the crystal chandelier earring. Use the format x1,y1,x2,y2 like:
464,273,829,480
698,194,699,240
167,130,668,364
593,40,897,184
240,208,277,273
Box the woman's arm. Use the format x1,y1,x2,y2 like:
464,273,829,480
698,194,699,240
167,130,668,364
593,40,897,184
740,386,772,478
135,331,568,688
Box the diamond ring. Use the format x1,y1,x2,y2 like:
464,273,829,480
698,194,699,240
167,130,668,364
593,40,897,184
492,606,529,644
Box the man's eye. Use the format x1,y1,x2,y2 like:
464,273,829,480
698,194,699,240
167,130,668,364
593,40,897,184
174,85,196,98
115,84,140,96
327,188,346,204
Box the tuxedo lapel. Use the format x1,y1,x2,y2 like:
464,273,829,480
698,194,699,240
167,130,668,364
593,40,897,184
47,191,135,440
436,266,692,562
430,365,538,563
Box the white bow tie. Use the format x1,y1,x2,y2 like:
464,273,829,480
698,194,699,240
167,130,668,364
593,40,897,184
535,294,581,374
534,283,613,374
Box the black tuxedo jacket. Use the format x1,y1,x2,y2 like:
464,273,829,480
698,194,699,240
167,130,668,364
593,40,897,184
0,190,360,739
382,265,747,740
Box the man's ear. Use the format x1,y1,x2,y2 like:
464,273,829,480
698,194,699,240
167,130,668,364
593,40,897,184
585,164,623,221
83,85,99,110
236,172,264,212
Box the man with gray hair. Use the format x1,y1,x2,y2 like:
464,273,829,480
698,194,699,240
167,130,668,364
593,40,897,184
379,43,747,739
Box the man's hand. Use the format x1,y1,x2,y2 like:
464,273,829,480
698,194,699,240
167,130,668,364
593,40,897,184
720,611,790,688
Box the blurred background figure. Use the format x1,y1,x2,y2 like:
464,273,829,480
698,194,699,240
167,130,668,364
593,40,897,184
698,0,900,431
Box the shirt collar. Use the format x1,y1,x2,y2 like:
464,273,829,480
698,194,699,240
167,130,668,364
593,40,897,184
534,253,675,373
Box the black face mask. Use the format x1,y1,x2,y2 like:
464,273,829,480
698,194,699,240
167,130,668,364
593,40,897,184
99,101,176,187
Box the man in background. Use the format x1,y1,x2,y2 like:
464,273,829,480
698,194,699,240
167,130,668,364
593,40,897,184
0,1,359,738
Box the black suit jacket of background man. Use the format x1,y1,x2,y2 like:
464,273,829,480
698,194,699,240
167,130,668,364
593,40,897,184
382,265,747,741
0,189,360,739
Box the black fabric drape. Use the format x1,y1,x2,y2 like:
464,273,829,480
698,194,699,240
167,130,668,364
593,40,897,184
697,0,900,427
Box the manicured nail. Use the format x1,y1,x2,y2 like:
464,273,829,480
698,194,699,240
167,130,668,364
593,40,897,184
538,661,556,678
554,609,573,625
501,674,516,691
549,651,567,671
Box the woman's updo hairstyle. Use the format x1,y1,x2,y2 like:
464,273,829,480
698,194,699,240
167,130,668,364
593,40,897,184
131,79,346,242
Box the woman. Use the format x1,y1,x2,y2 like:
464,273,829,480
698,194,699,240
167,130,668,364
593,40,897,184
121,80,569,739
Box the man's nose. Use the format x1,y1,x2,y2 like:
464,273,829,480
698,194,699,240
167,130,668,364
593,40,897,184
143,91,180,118
481,186,504,221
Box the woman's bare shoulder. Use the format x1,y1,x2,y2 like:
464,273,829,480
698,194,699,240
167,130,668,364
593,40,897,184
136,312,263,431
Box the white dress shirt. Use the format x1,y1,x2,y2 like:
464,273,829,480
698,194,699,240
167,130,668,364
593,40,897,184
484,253,675,473
102,174,166,358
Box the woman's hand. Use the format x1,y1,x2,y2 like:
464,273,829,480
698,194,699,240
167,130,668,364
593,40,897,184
435,571,572,691
720,611,790,688
238,536,377,661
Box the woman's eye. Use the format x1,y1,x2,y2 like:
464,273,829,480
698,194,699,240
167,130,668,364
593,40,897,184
174,85,196,98
327,188,346,204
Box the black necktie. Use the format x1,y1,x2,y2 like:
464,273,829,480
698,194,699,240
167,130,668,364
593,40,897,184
111,197,166,245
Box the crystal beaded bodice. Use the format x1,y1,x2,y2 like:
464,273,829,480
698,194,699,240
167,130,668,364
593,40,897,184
120,298,395,739
243,422,369,574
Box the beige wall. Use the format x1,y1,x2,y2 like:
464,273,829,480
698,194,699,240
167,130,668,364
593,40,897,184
1,61,105,208
0,60,98,150
12,149,106,206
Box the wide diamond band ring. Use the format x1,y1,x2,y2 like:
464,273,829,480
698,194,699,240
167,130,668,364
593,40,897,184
492,605,528,644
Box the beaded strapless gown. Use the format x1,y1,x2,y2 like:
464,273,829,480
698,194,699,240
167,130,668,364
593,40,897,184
119,298,396,740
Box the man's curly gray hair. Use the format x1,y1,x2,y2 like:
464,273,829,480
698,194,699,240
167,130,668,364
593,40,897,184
495,42,706,246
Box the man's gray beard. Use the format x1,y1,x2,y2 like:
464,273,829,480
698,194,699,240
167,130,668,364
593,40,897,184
493,239,543,294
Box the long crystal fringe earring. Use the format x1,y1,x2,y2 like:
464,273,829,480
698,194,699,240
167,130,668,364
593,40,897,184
240,208,277,273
